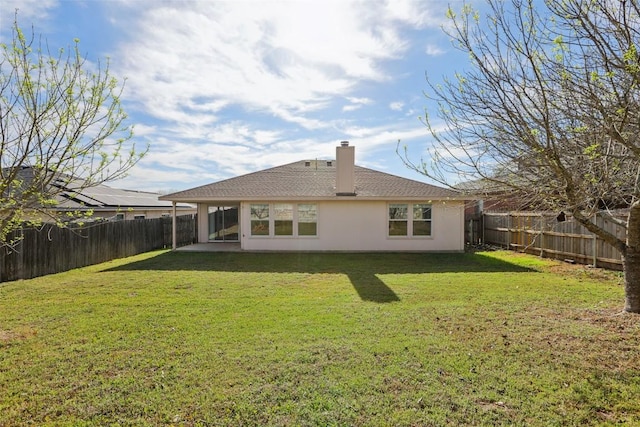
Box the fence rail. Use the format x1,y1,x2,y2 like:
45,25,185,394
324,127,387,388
482,212,627,270
0,215,196,282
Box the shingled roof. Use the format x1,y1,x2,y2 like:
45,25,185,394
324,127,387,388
56,183,191,210
160,160,461,202
3,166,192,211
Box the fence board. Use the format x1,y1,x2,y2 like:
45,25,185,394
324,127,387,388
0,215,196,282
483,211,626,270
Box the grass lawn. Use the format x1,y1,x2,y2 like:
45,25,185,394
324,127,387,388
0,250,638,426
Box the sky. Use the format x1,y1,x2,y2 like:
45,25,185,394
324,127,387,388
0,0,471,193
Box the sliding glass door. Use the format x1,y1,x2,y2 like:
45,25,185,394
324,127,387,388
208,206,239,241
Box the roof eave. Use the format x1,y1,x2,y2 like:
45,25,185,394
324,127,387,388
159,195,468,203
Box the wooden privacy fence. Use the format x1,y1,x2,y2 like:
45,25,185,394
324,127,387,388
483,212,627,270
0,215,196,282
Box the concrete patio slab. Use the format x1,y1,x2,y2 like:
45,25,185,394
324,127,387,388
175,243,242,252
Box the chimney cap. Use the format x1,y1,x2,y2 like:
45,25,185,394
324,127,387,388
340,140,349,147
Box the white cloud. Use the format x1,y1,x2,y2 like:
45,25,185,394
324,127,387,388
381,0,452,28
114,0,447,128
342,96,373,112
390,101,405,111
346,97,373,105
0,0,58,39
118,107,434,192
38,0,454,192
115,127,345,191
333,120,427,159
342,105,362,112
425,43,445,56
1,0,58,23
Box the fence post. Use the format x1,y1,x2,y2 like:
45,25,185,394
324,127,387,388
508,213,512,250
539,213,545,258
592,213,598,268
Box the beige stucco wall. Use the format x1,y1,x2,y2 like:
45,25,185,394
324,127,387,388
197,203,209,243
220,200,464,252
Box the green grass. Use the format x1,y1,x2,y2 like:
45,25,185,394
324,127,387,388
0,250,638,426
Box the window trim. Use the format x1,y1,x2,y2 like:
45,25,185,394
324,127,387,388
250,203,271,237
388,203,408,237
412,203,432,237
248,203,318,238
297,203,317,237
274,203,294,236
387,202,433,238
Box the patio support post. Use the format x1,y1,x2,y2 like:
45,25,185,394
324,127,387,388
172,201,177,250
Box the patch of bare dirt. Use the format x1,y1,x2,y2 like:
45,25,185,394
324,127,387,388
543,308,640,372
0,327,37,344
544,261,623,283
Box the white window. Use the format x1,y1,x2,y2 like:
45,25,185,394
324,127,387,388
388,203,432,237
412,204,432,236
297,204,317,236
388,204,408,236
250,204,270,236
274,204,293,236
249,203,317,237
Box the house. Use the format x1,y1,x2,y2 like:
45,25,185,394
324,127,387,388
159,142,466,252
54,183,196,221
2,166,195,222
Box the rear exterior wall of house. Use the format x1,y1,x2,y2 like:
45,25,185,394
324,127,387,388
196,200,464,252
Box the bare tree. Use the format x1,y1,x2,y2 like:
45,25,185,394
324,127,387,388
0,15,146,248
400,0,640,312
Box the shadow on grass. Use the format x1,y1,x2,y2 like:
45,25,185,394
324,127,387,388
102,252,535,304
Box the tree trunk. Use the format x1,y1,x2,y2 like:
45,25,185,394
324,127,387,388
624,204,640,313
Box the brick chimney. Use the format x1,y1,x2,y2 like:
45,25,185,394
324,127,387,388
336,141,356,196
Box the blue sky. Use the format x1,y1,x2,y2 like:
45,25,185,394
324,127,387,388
1,0,470,193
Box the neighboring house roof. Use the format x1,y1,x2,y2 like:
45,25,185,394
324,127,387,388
454,177,510,195
56,182,192,211
160,160,462,202
2,166,192,212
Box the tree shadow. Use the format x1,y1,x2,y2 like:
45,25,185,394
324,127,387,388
101,251,535,304
348,270,400,303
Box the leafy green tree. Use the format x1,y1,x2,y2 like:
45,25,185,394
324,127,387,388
0,15,145,248
402,0,640,312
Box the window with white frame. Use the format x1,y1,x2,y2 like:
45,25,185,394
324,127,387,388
412,204,432,236
297,204,317,236
249,203,317,237
388,203,432,237
250,204,270,236
388,204,408,236
274,203,294,236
